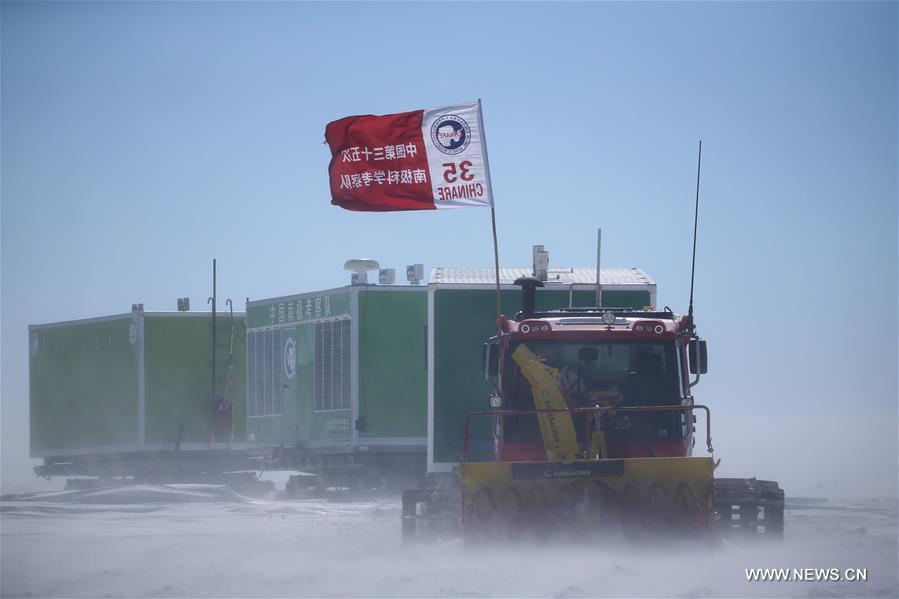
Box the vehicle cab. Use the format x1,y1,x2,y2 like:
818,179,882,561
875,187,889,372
483,277,708,463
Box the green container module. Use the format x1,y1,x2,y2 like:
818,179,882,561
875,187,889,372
29,310,246,474
245,283,427,481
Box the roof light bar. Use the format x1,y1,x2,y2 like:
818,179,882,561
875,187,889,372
633,320,666,335
518,321,550,334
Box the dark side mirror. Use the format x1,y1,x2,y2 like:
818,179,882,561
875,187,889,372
689,339,708,375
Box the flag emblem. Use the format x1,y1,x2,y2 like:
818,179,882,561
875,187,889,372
430,115,471,155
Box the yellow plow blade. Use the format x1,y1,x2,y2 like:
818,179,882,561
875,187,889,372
461,457,715,537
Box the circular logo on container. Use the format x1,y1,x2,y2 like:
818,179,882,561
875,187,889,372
31,334,39,356
430,115,471,155
283,337,296,380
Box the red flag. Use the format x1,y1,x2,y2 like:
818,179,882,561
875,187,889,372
325,102,492,212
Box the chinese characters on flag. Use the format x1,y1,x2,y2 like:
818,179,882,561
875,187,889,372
325,101,493,211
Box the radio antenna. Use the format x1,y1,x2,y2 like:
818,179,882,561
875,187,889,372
687,140,702,333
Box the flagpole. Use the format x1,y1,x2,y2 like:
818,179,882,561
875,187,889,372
478,99,502,332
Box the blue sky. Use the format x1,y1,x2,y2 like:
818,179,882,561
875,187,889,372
2,2,896,496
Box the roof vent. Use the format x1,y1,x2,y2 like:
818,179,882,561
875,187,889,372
378,269,396,285
406,264,424,285
344,259,379,286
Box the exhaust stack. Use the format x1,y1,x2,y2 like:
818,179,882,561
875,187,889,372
533,245,548,282
513,275,544,318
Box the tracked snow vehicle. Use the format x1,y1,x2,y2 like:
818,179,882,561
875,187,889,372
403,276,784,540
467,276,783,538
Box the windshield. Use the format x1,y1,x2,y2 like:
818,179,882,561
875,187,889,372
500,340,682,445
503,340,681,412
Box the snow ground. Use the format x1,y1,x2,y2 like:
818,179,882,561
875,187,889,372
1,485,896,598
